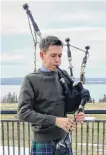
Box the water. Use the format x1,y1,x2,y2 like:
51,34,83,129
84,84,106,101
0,84,106,102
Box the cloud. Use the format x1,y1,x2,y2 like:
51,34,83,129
1,47,36,64
1,0,106,78
1,1,106,34
1,26,106,76
1,53,24,62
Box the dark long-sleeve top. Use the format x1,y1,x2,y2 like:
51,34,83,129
17,68,66,141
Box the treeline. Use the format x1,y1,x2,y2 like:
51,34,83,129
1,92,18,103
88,94,106,103
1,92,106,103
99,94,106,102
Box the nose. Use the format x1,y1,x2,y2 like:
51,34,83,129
55,56,60,63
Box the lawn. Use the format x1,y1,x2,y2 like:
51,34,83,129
1,102,106,120
1,102,106,110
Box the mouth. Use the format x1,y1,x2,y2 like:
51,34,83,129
53,65,59,67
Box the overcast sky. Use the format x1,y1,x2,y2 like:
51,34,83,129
1,0,106,78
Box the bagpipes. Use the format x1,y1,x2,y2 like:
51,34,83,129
23,3,90,114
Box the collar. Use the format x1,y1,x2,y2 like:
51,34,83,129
40,66,58,72
40,66,51,72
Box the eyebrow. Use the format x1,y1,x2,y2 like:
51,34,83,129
51,53,62,55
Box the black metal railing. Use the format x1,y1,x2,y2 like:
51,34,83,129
72,120,106,155
0,110,106,155
1,120,31,155
1,110,106,114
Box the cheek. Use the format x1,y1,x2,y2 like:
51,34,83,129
48,58,54,64
59,58,61,62
44,57,53,64
44,56,49,63
58,58,61,64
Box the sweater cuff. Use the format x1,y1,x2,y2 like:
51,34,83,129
45,115,56,126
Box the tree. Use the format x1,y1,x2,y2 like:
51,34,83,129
92,98,95,103
102,94,106,102
99,94,106,103
1,92,18,103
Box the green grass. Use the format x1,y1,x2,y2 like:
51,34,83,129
85,102,106,110
1,103,18,110
0,103,106,155
1,102,106,120
1,102,106,110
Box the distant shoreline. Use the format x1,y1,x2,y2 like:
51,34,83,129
1,83,106,85
1,77,106,85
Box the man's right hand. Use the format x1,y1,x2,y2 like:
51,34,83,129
55,117,76,133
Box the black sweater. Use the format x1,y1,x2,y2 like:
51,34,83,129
17,68,67,141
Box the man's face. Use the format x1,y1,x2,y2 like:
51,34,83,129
40,45,63,71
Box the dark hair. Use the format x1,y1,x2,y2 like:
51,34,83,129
39,36,63,52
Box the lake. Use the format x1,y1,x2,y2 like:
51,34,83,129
0,84,106,102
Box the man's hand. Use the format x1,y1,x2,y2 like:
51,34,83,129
55,117,76,133
74,112,85,124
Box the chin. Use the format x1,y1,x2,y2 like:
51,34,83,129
51,68,56,71
51,66,57,71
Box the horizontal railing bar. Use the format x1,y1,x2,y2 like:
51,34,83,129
0,110,17,114
1,110,106,114
1,119,106,122
68,110,106,114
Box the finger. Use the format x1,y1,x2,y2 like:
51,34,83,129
64,127,70,133
79,112,85,115
68,122,76,128
76,120,84,125
69,126,75,132
78,120,84,124
66,124,70,131
75,118,84,122
75,111,84,115
75,115,85,120
75,111,84,114
63,123,70,132
68,118,76,124
67,119,77,128
79,121,84,124
66,124,75,132
75,114,85,118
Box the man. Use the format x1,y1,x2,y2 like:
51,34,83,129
17,36,85,155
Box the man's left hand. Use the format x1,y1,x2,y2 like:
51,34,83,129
74,112,85,124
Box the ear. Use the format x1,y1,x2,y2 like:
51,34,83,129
40,51,45,60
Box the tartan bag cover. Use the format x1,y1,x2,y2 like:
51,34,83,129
31,134,73,155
